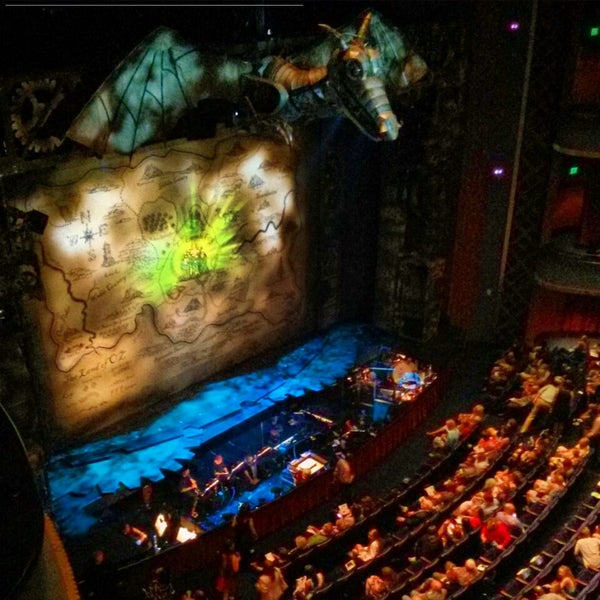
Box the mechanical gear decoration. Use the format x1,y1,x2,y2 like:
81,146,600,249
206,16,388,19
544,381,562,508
10,79,65,153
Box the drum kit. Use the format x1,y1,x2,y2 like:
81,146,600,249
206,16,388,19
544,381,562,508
354,354,424,403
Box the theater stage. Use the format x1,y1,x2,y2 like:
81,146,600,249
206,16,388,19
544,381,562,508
48,321,434,576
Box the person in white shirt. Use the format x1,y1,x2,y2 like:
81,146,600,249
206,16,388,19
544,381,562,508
574,526,600,569
520,377,560,433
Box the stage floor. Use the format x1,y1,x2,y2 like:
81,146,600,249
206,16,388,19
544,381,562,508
47,322,400,574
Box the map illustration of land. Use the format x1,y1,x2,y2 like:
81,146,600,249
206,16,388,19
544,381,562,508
19,134,306,441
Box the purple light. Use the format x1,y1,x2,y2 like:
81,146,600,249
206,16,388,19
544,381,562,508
492,166,505,177
508,21,520,31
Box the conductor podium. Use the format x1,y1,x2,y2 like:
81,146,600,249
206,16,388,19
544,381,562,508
283,452,328,486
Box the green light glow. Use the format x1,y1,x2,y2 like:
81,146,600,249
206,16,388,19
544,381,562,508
156,191,241,295
569,165,579,176
590,27,599,37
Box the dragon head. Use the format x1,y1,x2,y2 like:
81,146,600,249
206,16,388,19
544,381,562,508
326,11,400,142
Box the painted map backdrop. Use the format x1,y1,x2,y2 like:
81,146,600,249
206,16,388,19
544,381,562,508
16,133,306,443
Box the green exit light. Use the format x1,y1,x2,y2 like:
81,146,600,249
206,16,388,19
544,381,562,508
569,165,579,176
591,26,599,37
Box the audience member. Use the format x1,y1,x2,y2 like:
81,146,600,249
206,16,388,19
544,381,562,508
548,377,573,437
351,527,382,563
495,502,524,534
364,573,389,600
402,577,447,600
335,503,355,532
521,377,560,433
427,419,460,451
413,524,444,560
457,404,485,436
216,539,241,600
332,451,355,503
293,564,325,600
397,493,444,529
531,582,566,600
477,489,500,519
232,503,258,569
255,555,289,600
526,471,566,505
433,558,479,588
437,516,466,548
480,517,512,555
546,565,576,595
573,525,600,569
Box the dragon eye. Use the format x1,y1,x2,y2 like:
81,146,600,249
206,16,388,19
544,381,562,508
345,59,363,80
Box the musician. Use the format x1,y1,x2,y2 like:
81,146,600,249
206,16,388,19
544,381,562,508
178,467,200,518
267,415,284,446
241,454,260,486
213,454,231,493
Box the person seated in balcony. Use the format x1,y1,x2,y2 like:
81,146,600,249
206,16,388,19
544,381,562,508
437,516,467,549
433,558,479,590
475,427,509,456
396,492,444,530
294,526,329,550
402,577,447,600
545,565,577,596
364,572,390,600
413,524,444,560
437,516,467,548
358,495,379,517
525,470,566,505
507,375,539,410
530,582,567,600
457,404,485,436
574,436,591,458
509,433,551,470
455,452,488,481
427,418,460,452
335,503,355,532
573,526,600,570
476,489,500,519
480,517,512,556
351,527,382,564
495,502,524,535
491,469,522,502
292,564,325,600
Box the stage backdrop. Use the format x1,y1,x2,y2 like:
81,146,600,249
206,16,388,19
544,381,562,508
12,131,306,444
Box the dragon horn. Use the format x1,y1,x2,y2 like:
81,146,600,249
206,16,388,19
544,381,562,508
357,11,372,41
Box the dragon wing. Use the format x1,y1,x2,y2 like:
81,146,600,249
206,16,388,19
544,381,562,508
67,27,208,156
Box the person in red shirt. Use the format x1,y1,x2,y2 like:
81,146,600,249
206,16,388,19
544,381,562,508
480,517,512,556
